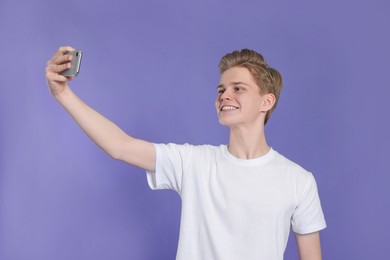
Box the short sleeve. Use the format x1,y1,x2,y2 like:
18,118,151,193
291,174,327,234
146,143,192,194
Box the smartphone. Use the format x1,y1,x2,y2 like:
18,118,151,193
61,50,82,77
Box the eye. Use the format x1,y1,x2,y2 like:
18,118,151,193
234,86,242,92
217,88,225,95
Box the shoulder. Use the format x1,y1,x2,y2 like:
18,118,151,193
271,149,315,181
154,143,223,157
272,151,322,206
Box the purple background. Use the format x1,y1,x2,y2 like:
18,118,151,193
1,0,389,259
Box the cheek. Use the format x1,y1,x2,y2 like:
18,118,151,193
215,97,220,109
215,102,219,113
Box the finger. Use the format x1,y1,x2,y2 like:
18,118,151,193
46,63,69,74
51,53,73,66
56,46,76,58
58,46,75,53
49,46,76,64
46,63,71,74
47,73,69,82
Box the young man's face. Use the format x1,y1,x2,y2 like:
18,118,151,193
215,67,270,128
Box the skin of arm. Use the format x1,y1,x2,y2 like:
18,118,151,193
45,46,156,172
295,232,322,260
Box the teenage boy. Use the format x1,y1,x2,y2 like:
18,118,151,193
46,46,326,260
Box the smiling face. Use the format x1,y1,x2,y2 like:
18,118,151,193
215,67,275,128
218,49,283,125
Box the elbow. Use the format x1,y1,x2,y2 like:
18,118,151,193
100,144,123,161
107,148,124,161
104,136,133,161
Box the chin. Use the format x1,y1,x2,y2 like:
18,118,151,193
218,117,236,127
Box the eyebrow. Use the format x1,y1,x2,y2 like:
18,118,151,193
217,81,248,89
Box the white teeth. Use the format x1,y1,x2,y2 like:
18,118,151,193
221,106,238,111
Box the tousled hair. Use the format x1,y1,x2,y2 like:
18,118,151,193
218,49,283,124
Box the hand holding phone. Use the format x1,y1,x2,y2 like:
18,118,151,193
60,50,82,77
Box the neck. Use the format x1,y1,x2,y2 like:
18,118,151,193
228,125,270,159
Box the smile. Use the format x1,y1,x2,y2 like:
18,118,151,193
221,105,239,111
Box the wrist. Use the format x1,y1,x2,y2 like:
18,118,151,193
52,85,71,102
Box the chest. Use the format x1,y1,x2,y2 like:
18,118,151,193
188,162,298,221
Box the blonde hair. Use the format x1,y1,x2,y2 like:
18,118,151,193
218,49,283,124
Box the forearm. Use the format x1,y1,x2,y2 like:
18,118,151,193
54,86,132,160
296,232,322,260
299,252,322,260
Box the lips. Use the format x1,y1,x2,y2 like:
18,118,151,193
220,105,239,111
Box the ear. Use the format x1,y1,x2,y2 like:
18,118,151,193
261,93,276,112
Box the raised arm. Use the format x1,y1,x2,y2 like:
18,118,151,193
45,46,156,172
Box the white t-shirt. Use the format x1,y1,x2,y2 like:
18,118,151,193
147,144,326,260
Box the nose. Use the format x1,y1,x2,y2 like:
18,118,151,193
219,90,232,101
